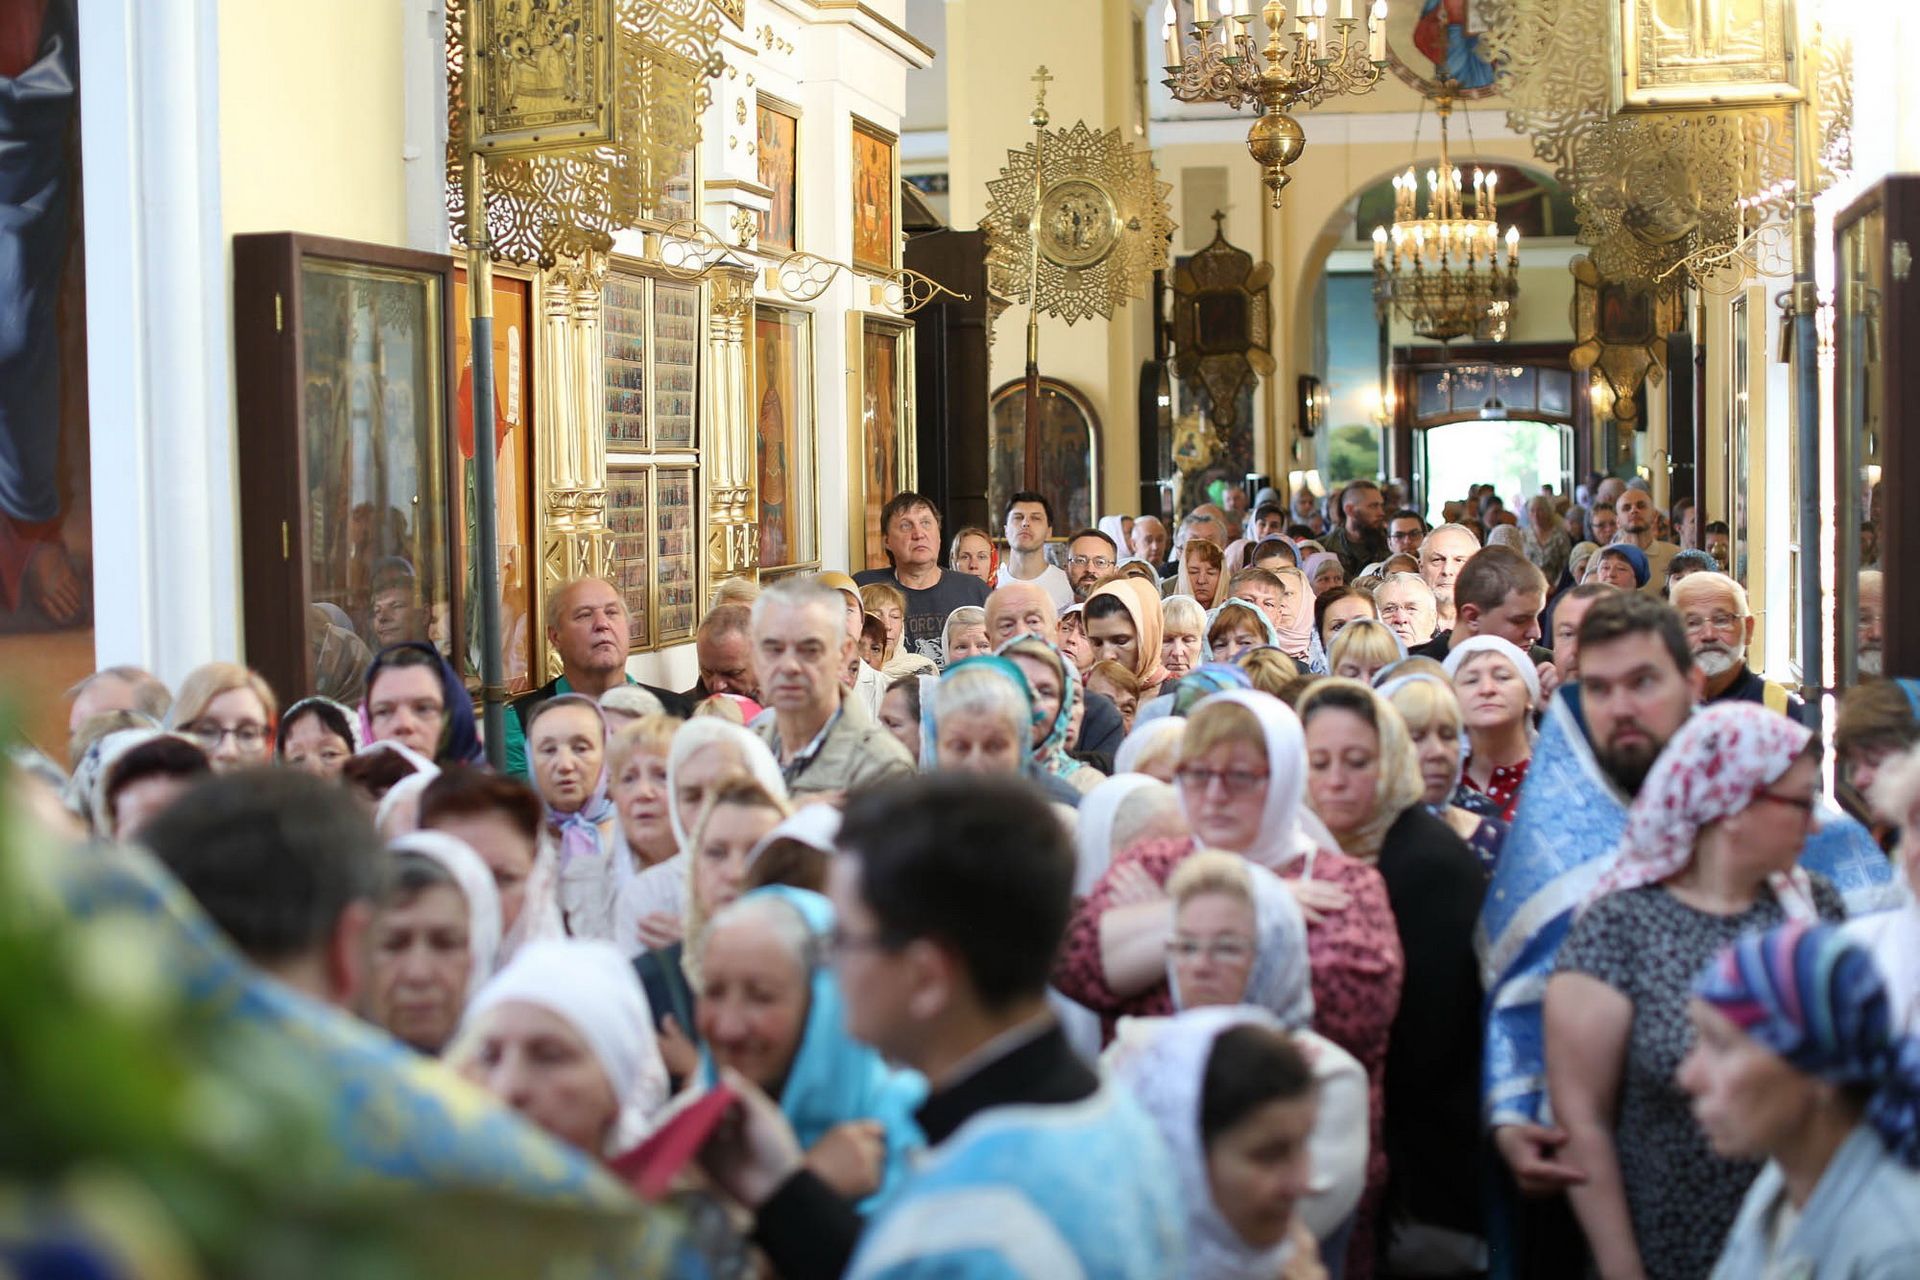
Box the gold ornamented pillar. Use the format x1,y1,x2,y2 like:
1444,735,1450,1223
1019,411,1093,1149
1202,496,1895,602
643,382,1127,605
704,266,759,589
537,251,617,677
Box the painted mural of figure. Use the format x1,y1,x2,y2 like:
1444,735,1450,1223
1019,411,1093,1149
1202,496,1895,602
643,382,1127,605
756,334,789,567
0,0,84,626
1413,0,1495,91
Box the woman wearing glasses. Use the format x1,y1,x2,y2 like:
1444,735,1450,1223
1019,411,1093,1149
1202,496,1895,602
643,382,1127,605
1546,705,1848,1280
1056,688,1401,1276
166,661,278,772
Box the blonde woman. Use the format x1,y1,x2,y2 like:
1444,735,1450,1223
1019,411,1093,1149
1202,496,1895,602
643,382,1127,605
167,662,278,772
1380,672,1508,873
861,581,938,680
1160,594,1206,682
1327,619,1403,686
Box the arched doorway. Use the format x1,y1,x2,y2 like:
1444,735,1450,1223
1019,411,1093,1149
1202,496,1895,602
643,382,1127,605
1421,419,1572,526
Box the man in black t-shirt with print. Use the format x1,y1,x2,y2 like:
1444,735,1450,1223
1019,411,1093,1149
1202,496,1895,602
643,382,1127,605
853,491,990,664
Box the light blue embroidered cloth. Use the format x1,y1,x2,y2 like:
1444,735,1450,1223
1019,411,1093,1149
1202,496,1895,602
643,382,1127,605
1479,686,1900,1127
847,1080,1186,1280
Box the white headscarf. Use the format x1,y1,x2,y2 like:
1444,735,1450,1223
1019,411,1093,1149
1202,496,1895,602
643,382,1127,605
374,766,442,838
1442,634,1542,708
80,727,166,834
462,938,671,1156
1075,773,1175,898
389,830,505,992
748,802,843,868
1181,690,1331,871
1110,1006,1299,1280
666,719,787,849
1114,715,1186,775
1167,860,1314,1030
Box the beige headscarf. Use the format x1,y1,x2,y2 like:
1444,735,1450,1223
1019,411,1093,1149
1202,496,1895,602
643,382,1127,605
1296,677,1424,858
1088,577,1170,690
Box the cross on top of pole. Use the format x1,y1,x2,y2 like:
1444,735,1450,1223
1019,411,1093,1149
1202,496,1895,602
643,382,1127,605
1030,65,1052,128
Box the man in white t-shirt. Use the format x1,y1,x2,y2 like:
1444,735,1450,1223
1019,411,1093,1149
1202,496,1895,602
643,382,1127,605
993,490,1074,610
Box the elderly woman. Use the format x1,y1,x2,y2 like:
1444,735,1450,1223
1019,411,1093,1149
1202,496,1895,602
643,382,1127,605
940,605,992,668
1328,619,1402,686
367,831,503,1056
1296,679,1487,1275
1074,773,1185,899
1114,715,1188,783
1380,673,1508,873
168,662,278,772
1057,689,1402,1276
601,713,685,957
1444,636,1538,823
1305,551,1347,596
1588,543,1650,591
697,886,928,1209
1268,565,1325,673
1206,598,1280,664
276,696,358,777
1000,636,1102,796
633,775,792,1087
1685,923,1920,1277
1547,705,1847,1280
1114,1012,1335,1280
1086,661,1142,735
1086,578,1170,702
522,694,620,941
1161,594,1207,683
1177,537,1227,610
615,719,787,955
459,938,671,1160
1522,494,1573,586
360,642,484,766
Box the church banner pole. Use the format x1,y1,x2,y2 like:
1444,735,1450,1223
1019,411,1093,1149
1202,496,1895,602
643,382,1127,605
462,80,506,769
1023,66,1050,493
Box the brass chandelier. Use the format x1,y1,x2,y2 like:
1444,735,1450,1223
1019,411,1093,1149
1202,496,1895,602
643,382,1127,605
1163,0,1388,208
1371,82,1519,343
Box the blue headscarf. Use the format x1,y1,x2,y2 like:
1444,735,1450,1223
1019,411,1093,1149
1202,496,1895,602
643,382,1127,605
920,654,1035,771
360,641,484,765
995,636,1091,783
699,886,927,1208
1696,921,1920,1168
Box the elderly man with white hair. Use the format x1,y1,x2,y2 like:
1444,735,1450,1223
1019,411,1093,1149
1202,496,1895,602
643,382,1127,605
1373,572,1438,648
1670,570,1807,722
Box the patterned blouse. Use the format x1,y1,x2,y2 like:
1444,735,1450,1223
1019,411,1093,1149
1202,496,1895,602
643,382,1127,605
1055,835,1404,1277
1460,754,1531,822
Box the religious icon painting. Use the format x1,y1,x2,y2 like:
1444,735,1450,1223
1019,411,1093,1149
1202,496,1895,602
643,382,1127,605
753,305,816,573
757,97,800,252
453,266,535,696
1387,0,1498,98
987,376,1101,536
851,117,899,273
851,316,913,569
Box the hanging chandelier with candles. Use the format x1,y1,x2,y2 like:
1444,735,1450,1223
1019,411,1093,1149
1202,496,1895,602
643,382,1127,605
1371,82,1521,343
1163,0,1388,209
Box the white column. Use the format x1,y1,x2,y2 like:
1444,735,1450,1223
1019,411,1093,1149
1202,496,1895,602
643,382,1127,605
79,0,239,685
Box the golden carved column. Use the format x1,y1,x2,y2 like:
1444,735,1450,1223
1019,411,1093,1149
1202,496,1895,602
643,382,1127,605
536,251,617,677
704,266,758,589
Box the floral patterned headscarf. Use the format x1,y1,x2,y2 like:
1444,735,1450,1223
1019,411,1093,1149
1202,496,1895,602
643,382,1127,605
1584,703,1819,914
997,636,1088,782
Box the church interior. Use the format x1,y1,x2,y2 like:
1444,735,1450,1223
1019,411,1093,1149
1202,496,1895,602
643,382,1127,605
6,0,1913,745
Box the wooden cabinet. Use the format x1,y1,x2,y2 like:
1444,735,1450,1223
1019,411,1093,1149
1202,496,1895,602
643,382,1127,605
232,233,460,709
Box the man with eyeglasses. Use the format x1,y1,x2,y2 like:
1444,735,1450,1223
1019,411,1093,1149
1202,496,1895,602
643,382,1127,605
1063,527,1119,602
1671,570,1807,723
993,491,1074,609
1386,508,1426,558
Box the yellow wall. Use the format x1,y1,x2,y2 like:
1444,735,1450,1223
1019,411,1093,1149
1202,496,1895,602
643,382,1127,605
219,0,412,244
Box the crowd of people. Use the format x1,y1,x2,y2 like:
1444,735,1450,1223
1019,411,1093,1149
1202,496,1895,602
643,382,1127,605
16,472,1920,1280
